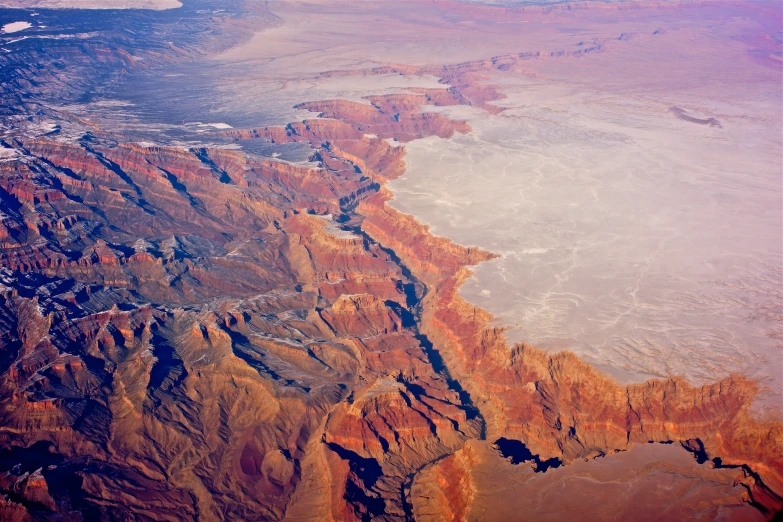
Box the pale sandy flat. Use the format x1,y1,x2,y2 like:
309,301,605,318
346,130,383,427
210,0,783,409
1,21,31,33
389,14,783,408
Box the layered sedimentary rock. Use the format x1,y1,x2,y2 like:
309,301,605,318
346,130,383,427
1,1,781,519
347,92,783,517
412,440,771,522
0,100,482,519
219,69,783,517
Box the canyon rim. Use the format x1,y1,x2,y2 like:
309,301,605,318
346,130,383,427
0,0,781,521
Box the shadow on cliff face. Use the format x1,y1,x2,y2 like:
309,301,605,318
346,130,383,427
148,327,188,395
325,442,385,521
0,441,64,473
351,224,485,431
493,437,562,472
384,300,415,329
0,441,103,519
681,438,783,517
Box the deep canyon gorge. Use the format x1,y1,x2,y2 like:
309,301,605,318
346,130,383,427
0,0,780,520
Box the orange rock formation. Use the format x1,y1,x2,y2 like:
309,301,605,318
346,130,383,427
0,31,781,522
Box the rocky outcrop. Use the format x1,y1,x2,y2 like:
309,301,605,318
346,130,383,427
226,66,783,517
0,120,480,519
0,5,781,520
412,439,772,521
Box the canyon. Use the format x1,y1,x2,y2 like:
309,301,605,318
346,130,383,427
0,0,780,520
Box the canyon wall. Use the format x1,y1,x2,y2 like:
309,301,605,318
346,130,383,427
0,0,781,520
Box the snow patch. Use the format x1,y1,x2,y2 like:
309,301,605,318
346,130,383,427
2,22,32,34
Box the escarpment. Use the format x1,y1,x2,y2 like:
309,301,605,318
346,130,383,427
1,21,781,522
220,66,782,517
0,104,483,518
